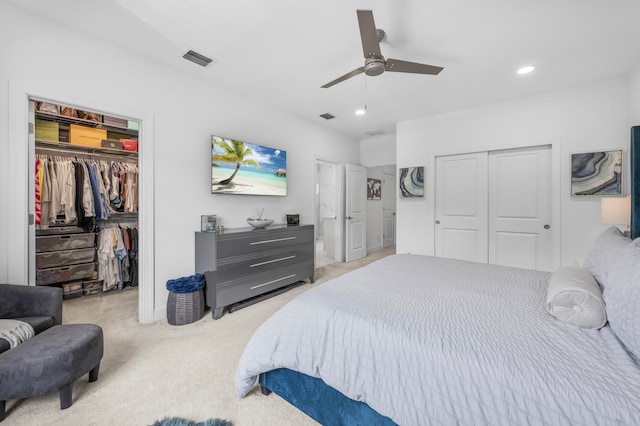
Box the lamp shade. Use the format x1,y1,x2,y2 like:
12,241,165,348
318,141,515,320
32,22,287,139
601,196,631,225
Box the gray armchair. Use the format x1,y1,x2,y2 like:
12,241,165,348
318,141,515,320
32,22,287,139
0,284,62,354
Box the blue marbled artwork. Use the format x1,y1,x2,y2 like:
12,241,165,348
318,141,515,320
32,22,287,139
399,166,424,198
571,150,622,196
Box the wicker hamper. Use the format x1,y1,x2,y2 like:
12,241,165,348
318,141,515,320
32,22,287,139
166,274,205,326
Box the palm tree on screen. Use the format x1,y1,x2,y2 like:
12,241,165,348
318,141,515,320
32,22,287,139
212,139,260,185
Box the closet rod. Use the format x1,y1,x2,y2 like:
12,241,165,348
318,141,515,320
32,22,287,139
35,145,137,163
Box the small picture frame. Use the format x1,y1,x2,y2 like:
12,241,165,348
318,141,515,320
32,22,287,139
570,150,623,196
399,166,424,198
286,214,300,226
367,178,381,200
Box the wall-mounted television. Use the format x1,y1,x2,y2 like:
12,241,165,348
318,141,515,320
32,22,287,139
211,135,287,196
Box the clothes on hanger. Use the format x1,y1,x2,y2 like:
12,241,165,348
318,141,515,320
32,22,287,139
96,222,138,292
35,154,138,230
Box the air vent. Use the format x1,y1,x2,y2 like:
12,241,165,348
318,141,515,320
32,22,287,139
182,50,215,67
365,129,385,136
320,113,335,120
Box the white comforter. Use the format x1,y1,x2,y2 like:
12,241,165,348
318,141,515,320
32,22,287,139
236,254,640,425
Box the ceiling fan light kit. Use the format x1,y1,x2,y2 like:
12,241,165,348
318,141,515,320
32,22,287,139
321,9,443,88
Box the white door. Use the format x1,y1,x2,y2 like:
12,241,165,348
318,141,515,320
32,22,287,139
345,163,367,262
435,152,489,263
489,146,553,270
382,171,396,248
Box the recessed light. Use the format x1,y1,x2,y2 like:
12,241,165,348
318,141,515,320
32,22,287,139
517,65,535,75
355,109,366,116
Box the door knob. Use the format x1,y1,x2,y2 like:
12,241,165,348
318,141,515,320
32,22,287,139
346,216,353,220
544,224,550,229
435,220,441,225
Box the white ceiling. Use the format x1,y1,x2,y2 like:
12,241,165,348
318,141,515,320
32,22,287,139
8,0,640,139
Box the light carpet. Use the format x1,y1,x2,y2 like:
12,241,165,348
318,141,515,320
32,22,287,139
2,247,395,426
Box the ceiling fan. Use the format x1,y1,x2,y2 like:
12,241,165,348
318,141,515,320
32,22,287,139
321,10,443,88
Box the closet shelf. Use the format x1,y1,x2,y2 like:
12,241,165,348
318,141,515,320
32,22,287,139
35,111,138,136
36,140,138,158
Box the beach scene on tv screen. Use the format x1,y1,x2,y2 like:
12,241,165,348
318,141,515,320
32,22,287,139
211,135,287,196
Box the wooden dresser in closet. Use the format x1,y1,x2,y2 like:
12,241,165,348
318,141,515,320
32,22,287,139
195,224,315,319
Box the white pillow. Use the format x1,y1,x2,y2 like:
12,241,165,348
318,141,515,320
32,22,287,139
604,239,640,357
546,266,607,329
582,226,631,289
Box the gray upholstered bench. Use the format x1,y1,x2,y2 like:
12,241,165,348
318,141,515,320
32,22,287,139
0,323,103,422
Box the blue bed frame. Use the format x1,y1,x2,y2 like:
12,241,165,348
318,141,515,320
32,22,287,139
259,369,396,426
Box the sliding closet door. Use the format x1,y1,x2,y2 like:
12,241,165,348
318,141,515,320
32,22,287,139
434,152,489,263
488,146,552,271
435,145,552,270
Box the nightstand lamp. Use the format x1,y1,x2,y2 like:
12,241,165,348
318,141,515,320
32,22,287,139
601,196,631,237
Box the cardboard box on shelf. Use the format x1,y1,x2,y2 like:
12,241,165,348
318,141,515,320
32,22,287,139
69,124,107,147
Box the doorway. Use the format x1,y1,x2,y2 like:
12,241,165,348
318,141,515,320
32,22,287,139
7,82,155,324
315,159,341,267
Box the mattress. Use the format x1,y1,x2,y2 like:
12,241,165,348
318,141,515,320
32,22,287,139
236,254,640,425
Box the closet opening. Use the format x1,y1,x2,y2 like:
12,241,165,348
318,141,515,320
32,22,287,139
29,98,140,314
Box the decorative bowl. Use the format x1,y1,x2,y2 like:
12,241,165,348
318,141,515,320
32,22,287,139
247,218,274,229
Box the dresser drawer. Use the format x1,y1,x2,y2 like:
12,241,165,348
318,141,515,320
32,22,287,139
216,245,314,283
216,263,314,307
36,262,96,285
217,227,314,258
36,248,95,269
36,233,95,252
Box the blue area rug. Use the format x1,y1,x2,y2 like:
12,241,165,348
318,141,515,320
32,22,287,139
152,417,232,426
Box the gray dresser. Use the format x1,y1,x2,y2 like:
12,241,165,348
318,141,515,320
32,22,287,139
195,224,315,319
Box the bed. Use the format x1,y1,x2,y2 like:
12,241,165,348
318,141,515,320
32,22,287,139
236,132,640,425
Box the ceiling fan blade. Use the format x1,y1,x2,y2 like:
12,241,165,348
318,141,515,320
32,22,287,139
385,58,443,75
321,67,365,88
357,10,382,59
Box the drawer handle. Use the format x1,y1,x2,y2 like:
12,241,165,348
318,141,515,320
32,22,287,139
250,274,296,290
250,255,296,268
250,236,296,245
59,235,71,239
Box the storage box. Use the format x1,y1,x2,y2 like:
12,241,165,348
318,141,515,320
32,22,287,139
35,119,59,141
36,233,95,253
36,247,95,269
69,124,107,147
120,139,138,152
36,102,59,115
127,120,139,131
102,139,123,150
36,262,95,285
62,282,83,299
103,115,128,129
82,280,103,296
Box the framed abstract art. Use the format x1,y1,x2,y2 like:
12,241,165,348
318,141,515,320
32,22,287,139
399,166,424,198
571,150,622,196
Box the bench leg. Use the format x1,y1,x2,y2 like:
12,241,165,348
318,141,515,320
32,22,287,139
0,400,5,422
59,383,73,410
89,362,100,382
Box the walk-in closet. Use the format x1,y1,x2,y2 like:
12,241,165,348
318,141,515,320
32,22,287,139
32,99,139,302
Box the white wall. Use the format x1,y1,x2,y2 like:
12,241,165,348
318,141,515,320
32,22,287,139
628,63,640,125
0,3,359,321
360,133,396,167
397,78,631,267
